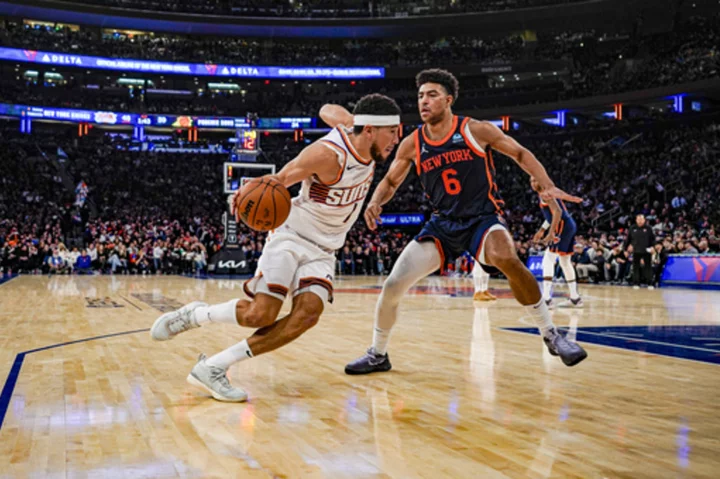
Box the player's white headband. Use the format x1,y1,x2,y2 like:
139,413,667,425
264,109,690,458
353,114,400,126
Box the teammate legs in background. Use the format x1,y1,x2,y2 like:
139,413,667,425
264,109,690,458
472,261,497,301
557,254,583,308
541,250,558,307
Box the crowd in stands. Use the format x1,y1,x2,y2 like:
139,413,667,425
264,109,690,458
2,115,719,286
1,14,717,116
52,0,585,18
0,22,527,66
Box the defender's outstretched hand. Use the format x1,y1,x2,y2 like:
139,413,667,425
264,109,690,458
540,186,582,204
364,203,383,231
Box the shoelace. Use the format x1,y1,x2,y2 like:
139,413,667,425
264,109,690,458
168,313,192,334
364,348,384,364
209,367,232,389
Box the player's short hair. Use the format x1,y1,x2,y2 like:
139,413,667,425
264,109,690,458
416,68,459,104
352,94,401,135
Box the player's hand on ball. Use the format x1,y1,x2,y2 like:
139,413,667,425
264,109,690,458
540,186,582,204
364,203,383,230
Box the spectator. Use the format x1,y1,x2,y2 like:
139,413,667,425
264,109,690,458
624,215,655,289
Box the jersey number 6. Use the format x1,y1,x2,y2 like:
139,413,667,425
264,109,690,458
441,169,462,195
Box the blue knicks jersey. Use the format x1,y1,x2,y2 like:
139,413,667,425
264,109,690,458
414,115,504,218
539,198,574,225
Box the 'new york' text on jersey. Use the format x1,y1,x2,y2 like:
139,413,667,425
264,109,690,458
414,115,504,218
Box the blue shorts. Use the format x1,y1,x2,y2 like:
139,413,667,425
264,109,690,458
415,214,508,273
549,219,577,255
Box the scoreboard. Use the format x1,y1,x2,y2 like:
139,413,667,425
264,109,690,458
237,129,258,153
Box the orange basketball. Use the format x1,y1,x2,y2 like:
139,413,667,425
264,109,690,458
234,177,291,232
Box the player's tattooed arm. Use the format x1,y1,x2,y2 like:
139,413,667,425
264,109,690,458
468,119,582,204
319,104,353,129
364,135,415,230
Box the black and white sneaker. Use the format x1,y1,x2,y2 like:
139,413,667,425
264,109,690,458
345,347,392,375
543,330,588,366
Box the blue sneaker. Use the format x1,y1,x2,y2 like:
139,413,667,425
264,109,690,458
543,330,588,366
345,348,392,375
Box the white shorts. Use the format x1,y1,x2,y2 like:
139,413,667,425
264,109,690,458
243,229,335,304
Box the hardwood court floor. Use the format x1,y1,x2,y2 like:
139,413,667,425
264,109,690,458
1,274,719,478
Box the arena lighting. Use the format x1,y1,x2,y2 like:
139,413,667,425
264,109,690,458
671,94,686,113
501,116,510,131
0,46,385,79
614,103,623,121
542,110,567,127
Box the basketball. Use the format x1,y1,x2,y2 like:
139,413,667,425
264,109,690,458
234,176,291,232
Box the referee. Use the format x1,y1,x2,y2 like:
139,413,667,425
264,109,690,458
624,214,655,289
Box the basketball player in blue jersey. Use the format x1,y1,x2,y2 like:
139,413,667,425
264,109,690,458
321,69,587,371
531,177,583,308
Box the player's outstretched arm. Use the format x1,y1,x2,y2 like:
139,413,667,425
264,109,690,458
319,104,353,129
469,120,582,204
364,135,415,230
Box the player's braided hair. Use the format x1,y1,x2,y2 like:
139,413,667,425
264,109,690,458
416,69,459,105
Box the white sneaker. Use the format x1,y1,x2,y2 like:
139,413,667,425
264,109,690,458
150,301,206,341
647,286,655,290
559,297,584,308
633,285,640,290
187,354,248,402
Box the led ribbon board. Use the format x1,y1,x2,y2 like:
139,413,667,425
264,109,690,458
0,47,384,79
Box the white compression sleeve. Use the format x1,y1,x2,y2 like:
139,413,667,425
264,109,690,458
472,262,489,293
542,250,558,300
372,240,442,353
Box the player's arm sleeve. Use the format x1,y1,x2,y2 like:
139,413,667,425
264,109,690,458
274,142,339,188
319,104,353,129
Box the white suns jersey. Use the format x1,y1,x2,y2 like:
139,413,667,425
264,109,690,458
283,127,375,251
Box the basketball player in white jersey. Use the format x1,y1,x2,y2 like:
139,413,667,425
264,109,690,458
150,94,401,402
472,262,496,301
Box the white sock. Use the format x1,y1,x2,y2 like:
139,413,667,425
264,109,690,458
525,298,556,338
558,256,579,300
472,263,489,293
372,327,392,355
206,339,253,369
194,299,239,325
542,251,557,300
